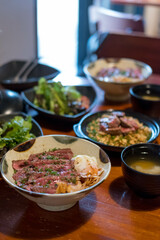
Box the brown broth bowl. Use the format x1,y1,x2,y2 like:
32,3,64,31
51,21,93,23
130,84,160,119
121,143,160,198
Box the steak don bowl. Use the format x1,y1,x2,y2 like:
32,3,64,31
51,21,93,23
1,135,111,211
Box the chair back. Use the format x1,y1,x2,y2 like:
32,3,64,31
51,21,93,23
95,32,160,74
88,5,144,34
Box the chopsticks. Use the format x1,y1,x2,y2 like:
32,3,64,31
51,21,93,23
13,57,39,83
21,58,39,82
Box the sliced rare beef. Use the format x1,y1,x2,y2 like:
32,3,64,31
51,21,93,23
120,127,137,134
120,117,139,130
12,148,78,194
28,148,73,162
99,112,140,135
100,115,120,128
12,160,29,171
103,127,122,135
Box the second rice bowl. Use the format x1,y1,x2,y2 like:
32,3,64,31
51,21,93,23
83,58,152,101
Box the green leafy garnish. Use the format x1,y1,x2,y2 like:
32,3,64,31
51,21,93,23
0,116,35,150
33,78,82,115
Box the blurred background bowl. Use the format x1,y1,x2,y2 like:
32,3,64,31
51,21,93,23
0,60,60,91
130,84,160,119
83,58,152,102
1,135,111,211
0,89,23,114
121,143,160,197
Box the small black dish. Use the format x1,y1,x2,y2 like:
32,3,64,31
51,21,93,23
121,143,160,197
130,84,160,119
73,110,160,152
22,85,98,123
0,60,60,91
0,89,23,114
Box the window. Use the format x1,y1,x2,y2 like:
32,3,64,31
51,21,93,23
37,0,79,75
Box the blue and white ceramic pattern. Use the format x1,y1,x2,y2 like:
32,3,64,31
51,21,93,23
1,135,111,211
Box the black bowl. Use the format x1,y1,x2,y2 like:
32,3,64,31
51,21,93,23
22,85,98,123
0,89,23,114
0,60,60,91
121,143,160,197
130,84,160,119
73,110,160,152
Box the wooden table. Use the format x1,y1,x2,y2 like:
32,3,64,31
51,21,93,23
0,74,160,240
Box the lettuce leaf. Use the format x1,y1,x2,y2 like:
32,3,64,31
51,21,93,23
0,116,35,150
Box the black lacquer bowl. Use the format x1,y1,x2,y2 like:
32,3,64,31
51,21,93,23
0,60,60,91
130,84,160,119
121,143,160,197
22,85,98,123
73,110,160,152
0,89,23,114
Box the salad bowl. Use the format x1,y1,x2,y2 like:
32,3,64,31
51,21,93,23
0,112,43,159
22,81,98,122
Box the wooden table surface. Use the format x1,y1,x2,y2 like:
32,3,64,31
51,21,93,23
0,74,160,240
111,0,160,6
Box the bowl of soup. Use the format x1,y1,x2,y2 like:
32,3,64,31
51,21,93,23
121,143,160,197
130,84,160,119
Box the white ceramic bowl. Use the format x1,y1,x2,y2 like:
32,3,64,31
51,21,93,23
83,58,152,102
1,135,111,211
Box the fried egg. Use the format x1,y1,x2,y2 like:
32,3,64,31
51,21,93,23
72,155,99,178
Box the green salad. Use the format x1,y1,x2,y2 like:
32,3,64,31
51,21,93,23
33,78,89,115
0,116,35,156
